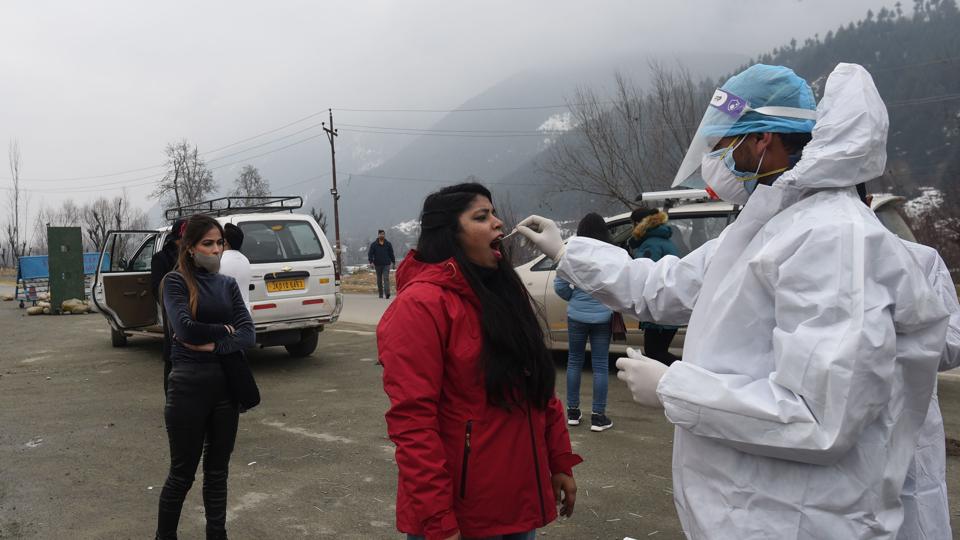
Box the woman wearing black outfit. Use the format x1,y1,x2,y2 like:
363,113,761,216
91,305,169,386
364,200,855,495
156,215,255,540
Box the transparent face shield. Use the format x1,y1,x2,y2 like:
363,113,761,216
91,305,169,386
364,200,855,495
671,89,818,189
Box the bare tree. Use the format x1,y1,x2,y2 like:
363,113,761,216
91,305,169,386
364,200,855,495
231,165,271,204
80,192,149,252
4,140,25,264
152,139,218,209
30,199,85,254
81,198,113,252
540,62,707,206
309,206,328,233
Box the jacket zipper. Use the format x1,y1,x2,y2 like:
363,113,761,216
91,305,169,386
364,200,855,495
526,403,547,524
459,420,473,499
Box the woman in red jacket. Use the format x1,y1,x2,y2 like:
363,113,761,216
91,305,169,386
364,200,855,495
378,182,582,540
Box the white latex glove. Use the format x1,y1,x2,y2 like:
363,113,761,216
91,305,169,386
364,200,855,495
515,215,565,260
615,347,668,408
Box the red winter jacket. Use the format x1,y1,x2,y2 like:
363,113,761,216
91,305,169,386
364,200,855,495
378,253,582,540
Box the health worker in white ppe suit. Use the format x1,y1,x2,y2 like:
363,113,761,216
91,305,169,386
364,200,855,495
856,183,959,540
517,63,950,540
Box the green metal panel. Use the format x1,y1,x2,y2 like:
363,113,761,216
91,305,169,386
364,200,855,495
48,227,85,312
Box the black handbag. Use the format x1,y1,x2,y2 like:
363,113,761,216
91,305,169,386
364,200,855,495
220,350,260,412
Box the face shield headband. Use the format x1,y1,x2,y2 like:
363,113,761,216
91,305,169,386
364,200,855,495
671,88,817,190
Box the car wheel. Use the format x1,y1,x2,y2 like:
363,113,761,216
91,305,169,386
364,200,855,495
111,327,128,348
285,329,319,357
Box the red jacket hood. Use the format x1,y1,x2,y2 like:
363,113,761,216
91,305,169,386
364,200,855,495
395,250,479,308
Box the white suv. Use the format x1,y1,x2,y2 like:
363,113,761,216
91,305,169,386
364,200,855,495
91,197,343,357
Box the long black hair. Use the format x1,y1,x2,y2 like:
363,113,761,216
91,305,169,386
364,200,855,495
576,212,613,244
416,182,555,409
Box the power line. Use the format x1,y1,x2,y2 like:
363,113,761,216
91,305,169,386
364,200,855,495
871,56,960,73
334,103,587,113
207,133,324,172
338,122,569,135
201,111,328,155
339,128,561,139
887,93,960,107
6,82,958,185
343,171,542,187
205,122,326,163
16,133,326,193
8,110,333,183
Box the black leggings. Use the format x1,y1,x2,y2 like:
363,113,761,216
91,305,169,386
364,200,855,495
643,328,679,365
157,363,239,539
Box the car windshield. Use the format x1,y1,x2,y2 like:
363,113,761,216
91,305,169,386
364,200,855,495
238,220,325,264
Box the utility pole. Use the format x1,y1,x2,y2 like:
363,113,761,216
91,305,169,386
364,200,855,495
322,108,342,274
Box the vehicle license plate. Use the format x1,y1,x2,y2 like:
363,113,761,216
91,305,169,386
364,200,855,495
266,279,305,292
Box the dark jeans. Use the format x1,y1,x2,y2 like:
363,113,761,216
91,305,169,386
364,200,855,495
566,318,610,414
644,327,679,365
407,531,535,540
156,363,239,539
375,264,392,298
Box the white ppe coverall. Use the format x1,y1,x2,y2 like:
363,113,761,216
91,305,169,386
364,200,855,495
898,241,959,540
557,63,950,539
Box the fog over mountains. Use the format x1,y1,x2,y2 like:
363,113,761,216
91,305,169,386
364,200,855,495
310,52,746,250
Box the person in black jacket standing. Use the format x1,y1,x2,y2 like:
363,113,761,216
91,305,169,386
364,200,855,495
367,229,396,299
151,218,186,395
156,215,254,540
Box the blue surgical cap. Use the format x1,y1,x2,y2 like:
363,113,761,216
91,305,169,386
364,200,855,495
722,64,816,136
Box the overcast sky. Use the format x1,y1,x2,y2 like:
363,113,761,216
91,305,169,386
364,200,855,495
0,0,886,221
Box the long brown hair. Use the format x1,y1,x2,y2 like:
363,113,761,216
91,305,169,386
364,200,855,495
171,215,224,317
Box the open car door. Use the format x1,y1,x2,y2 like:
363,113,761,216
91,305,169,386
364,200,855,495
92,230,161,346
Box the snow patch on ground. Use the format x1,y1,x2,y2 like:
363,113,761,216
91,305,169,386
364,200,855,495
904,186,943,218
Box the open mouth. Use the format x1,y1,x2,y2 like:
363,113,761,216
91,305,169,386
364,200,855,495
490,236,504,260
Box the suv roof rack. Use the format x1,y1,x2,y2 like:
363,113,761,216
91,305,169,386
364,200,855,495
164,196,303,220
635,189,713,206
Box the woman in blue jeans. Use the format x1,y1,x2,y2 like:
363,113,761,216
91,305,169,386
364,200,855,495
553,213,614,432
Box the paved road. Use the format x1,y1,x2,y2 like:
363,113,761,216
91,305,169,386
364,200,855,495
0,300,689,539
337,293,393,326
3,293,960,539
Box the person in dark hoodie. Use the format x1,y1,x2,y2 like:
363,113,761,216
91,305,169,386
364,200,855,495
151,218,187,394
627,208,680,365
378,183,581,540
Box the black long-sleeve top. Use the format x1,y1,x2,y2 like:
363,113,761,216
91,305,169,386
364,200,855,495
162,270,255,363
150,241,179,302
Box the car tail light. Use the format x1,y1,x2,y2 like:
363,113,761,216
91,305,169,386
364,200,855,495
253,303,277,310
302,299,325,305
